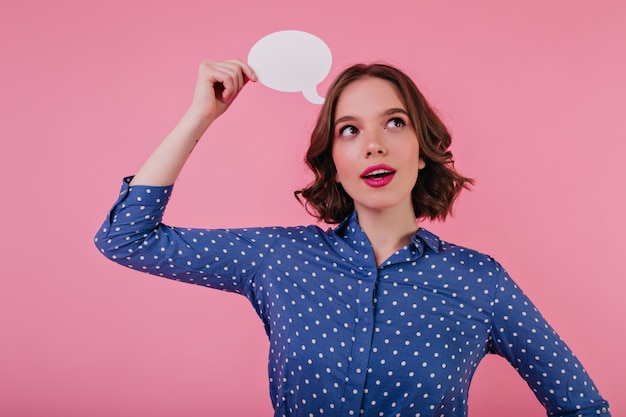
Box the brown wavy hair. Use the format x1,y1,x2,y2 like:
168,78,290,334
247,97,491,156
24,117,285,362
295,63,474,224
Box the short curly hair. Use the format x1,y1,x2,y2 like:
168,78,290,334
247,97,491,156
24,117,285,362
295,63,473,224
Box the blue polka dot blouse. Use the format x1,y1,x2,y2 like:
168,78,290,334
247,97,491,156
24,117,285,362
95,178,610,417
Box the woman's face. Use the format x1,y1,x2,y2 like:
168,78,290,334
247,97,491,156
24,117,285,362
331,77,425,218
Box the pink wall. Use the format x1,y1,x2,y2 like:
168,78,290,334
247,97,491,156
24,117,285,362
1,1,624,416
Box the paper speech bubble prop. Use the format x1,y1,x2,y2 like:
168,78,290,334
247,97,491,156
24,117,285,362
248,30,332,104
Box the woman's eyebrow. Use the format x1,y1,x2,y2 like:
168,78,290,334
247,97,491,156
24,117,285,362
335,108,409,125
384,108,409,117
334,115,357,125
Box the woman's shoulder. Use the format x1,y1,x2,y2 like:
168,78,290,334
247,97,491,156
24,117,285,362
418,228,504,273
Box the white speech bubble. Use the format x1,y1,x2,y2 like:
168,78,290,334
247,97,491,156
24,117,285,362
248,30,332,104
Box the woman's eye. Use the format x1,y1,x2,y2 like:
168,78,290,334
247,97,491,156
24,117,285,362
338,125,358,137
386,117,406,129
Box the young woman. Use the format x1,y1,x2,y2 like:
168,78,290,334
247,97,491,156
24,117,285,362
95,59,610,417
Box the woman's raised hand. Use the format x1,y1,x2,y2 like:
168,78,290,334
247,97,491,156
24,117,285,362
129,59,257,187
189,59,257,123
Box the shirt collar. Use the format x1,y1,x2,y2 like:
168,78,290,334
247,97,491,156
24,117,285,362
333,211,359,237
414,228,441,253
333,211,442,254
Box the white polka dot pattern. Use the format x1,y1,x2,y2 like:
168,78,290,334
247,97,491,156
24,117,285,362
94,178,611,417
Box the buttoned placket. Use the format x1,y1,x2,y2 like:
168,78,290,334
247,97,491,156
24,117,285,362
333,221,430,416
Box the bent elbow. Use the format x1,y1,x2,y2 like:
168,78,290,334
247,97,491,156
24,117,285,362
93,225,123,261
93,222,144,264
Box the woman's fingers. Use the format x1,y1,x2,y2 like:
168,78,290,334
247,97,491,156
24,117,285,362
225,58,258,83
190,59,257,121
201,59,256,101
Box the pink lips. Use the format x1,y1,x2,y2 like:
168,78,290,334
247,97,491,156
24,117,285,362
360,164,396,188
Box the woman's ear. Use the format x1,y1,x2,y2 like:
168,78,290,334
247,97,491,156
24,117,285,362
418,157,426,170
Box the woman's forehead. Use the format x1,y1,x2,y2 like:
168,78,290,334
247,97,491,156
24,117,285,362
334,77,406,120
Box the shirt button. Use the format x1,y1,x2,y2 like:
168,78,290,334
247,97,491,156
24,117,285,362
601,406,608,413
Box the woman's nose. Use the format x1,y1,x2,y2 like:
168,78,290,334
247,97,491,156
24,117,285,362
365,131,387,157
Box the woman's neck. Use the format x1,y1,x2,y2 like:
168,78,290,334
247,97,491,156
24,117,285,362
356,206,420,266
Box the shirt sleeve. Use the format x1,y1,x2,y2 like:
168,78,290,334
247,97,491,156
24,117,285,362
488,265,611,417
93,177,276,296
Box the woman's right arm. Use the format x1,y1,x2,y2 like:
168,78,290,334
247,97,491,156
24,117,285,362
94,59,268,293
130,59,257,187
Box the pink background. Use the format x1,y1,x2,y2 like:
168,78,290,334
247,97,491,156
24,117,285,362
1,1,624,416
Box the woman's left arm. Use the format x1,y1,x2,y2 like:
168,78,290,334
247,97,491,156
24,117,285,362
488,267,611,417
